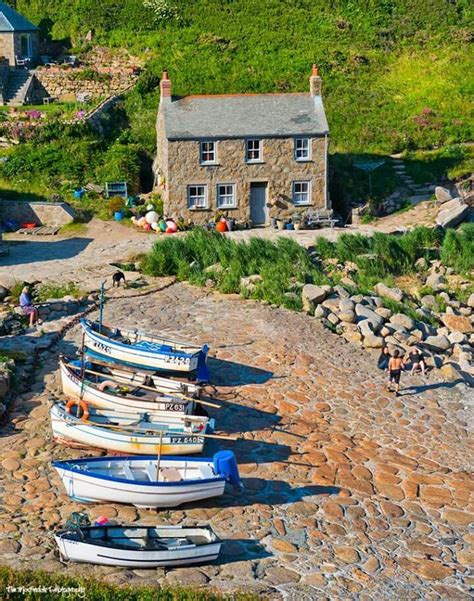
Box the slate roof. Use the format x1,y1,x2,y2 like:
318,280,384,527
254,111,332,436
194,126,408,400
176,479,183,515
0,2,38,32
161,93,329,140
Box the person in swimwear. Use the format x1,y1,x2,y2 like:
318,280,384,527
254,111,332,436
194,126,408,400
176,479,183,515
387,349,404,396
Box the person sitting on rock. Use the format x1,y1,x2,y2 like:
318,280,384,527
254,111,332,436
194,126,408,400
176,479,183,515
19,286,41,327
377,346,391,370
405,346,426,376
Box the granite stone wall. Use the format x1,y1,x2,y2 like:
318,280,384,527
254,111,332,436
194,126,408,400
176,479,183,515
0,201,76,226
154,135,328,223
0,32,39,65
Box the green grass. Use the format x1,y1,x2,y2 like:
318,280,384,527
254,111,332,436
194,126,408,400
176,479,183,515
59,222,88,235
440,223,474,275
142,228,326,310
0,565,254,601
0,0,469,202
36,282,85,301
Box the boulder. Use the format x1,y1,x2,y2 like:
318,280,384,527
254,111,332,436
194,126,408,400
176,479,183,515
0,285,10,301
448,331,467,345
425,272,445,291
322,296,341,312
435,186,452,203
390,313,416,330
339,311,356,324
342,324,362,344
340,276,357,288
440,362,463,382
327,312,340,326
362,333,384,348
423,335,451,352
441,314,473,334
302,284,328,312
467,294,474,309
334,285,350,298
240,274,263,292
374,283,404,303
420,295,437,310
414,257,428,271
375,307,393,320
339,298,355,313
314,305,328,319
355,304,385,333
435,198,469,229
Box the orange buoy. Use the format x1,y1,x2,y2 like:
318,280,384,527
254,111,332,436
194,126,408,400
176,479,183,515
216,221,227,233
65,399,90,421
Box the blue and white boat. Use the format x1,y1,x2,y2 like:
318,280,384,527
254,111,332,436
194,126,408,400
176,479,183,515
53,451,240,508
80,319,210,382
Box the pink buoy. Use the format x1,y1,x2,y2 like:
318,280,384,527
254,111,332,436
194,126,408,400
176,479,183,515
95,516,109,526
143,223,151,231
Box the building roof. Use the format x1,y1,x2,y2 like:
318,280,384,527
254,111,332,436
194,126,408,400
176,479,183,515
0,2,38,32
161,93,329,140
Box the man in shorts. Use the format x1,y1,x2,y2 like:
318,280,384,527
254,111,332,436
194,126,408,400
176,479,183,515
387,349,404,396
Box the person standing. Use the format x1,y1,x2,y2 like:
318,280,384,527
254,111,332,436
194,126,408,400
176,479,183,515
378,346,391,370
387,349,404,396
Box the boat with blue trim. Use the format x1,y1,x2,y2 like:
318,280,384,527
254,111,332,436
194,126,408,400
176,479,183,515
53,451,240,508
80,318,210,382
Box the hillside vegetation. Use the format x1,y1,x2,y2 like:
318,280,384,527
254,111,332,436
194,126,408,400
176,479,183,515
2,0,472,198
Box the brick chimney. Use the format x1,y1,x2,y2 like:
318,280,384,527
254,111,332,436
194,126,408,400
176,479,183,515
310,64,322,96
160,69,172,100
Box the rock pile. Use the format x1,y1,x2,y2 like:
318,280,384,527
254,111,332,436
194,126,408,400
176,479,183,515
302,278,473,384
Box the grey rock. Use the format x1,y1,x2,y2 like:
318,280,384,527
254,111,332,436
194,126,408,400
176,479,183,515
423,335,451,352
459,307,472,317
374,283,404,303
425,355,443,369
435,198,469,229
302,284,328,312
425,272,446,291
327,312,340,326
390,313,415,330
416,306,434,321
314,305,328,319
372,296,383,308
322,296,341,312
438,291,450,302
350,294,365,304
417,321,436,339
334,285,350,298
355,304,385,333
338,311,356,324
381,325,395,337
358,319,375,337
204,263,224,274
468,294,474,309
420,295,437,309
340,276,357,288
339,298,355,313
414,257,428,271
362,332,384,348
437,326,451,337
375,307,393,320
435,186,452,203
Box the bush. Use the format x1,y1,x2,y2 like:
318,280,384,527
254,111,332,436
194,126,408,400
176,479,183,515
36,282,84,301
108,196,125,216
440,223,474,274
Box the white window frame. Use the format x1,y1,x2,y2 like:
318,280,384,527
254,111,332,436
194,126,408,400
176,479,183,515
294,137,311,161
246,139,263,163
292,181,312,206
187,184,208,209
216,183,237,209
200,141,217,165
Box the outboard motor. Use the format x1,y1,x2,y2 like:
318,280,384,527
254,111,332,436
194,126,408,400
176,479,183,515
213,450,240,487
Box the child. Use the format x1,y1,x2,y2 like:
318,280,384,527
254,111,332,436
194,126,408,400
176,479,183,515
387,350,404,396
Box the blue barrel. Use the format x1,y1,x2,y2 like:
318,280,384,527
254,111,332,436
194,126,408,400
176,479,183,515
213,450,240,486
73,188,85,199
114,211,124,221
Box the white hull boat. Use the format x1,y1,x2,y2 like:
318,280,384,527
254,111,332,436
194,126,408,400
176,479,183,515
53,451,240,508
60,357,205,418
50,403,212,455
80,319,209,380
55,524,221,567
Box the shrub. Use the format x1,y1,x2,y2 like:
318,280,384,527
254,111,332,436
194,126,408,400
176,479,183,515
108,196,125,216
440,224,474,274
36,282,84,301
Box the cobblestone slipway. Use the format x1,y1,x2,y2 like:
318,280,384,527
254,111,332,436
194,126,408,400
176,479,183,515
0,283,472,599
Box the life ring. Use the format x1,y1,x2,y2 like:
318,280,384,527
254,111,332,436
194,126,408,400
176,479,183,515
98,380,119,392
65,399,90,421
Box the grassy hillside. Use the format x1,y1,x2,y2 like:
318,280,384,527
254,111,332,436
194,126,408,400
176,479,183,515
1,0,472,200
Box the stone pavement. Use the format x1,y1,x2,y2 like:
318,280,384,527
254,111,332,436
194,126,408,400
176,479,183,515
0,283,472,599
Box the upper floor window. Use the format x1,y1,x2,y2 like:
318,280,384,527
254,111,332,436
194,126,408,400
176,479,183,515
188,184,208,209
200,141,217,164
292,181,311,205
246,139,262,163
294,138,311,161
217,183,237,208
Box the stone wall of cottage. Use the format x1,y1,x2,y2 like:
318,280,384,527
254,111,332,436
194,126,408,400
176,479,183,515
155,136,327,223
0,32,40,65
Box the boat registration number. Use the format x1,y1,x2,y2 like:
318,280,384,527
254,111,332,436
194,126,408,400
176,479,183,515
163,403,185,412
164,355,190,366
93,340,112,354
170,436,204,445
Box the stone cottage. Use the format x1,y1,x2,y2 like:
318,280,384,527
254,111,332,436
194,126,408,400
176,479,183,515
153,65,329,225
0,2,39,66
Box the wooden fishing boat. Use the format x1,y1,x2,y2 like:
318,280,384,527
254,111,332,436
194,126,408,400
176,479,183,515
80,318,210,381
55,523,221,567
50,403,212,455
53,451,240,508
59,357,208,418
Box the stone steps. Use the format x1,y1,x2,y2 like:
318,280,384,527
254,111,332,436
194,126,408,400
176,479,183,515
3,69,34,106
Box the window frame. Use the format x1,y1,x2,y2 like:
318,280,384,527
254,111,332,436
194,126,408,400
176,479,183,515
245,139,263,163
292,180,312,206
294,137,311,161
216,183,237,209
200,141,217,165
187,184,208,210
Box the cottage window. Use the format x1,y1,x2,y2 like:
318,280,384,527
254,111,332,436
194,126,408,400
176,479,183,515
246,139,262,163
187,185,208,209
294,138,311,161
217,184,236,208
292,181,311,205
200,141,217,164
